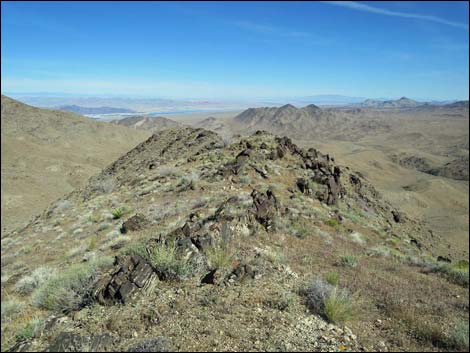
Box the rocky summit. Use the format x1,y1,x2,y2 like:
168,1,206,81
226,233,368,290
1,128,468,352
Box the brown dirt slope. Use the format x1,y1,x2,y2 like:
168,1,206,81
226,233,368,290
1,95,150,234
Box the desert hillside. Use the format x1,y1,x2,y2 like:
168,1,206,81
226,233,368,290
1,128,468,352
1,95,150,234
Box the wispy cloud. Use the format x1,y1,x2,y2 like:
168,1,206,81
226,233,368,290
323,1,469,30
232,20,311,39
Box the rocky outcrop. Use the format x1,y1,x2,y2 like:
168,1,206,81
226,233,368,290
91,255,157,305
251,189,279,230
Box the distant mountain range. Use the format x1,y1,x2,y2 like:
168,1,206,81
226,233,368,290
57,105,137,115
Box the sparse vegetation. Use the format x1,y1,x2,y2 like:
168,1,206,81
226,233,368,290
289,222,311,239
437,260,469,286
87,234,99,251
177,173,199,192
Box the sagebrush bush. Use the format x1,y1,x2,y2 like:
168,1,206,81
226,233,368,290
32,256,113,312
177,173,199,192
15,266,55,295
305,278,335,315
449,321,469,351
1,300,24,322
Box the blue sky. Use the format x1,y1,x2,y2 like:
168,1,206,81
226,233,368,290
1,1,469,100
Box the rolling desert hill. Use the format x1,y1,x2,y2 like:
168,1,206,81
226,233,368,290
1,95,150,234
1,128,468,352
111,115,185,132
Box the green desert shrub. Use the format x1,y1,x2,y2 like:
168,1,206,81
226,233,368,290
16,317,45,340
112,207,126,219
32,256,114,313
150,240,191,281
325,271,340,286
339,255,359,268
325,219,340,228
14,266,55,295
177,173,199,192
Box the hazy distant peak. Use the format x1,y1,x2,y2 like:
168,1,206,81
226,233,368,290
278,103,297,111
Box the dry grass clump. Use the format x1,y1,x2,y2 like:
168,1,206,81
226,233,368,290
150,240,192,281
304,278,358,324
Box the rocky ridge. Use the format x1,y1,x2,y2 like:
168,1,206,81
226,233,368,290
1,128,466,352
